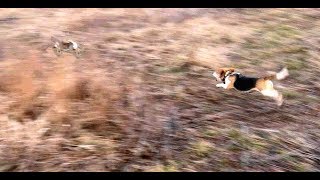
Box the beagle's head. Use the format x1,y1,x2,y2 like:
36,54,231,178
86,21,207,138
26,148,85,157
212,67,235,82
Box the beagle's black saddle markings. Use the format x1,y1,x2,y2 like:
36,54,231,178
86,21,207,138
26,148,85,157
232,74,259,91
212,67,289,106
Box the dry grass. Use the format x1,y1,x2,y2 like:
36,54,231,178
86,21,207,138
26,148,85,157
0,8,319,172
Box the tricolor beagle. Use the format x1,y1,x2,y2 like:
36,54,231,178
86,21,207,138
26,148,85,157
212,67,289,106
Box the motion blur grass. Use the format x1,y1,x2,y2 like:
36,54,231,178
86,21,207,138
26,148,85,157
0,8,319,172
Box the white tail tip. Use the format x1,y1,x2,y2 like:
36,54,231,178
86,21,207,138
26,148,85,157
276,67,289,80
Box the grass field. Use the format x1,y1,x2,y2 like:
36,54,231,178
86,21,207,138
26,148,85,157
0,8,319,172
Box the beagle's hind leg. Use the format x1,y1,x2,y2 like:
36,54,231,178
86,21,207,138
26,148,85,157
261,88,283,106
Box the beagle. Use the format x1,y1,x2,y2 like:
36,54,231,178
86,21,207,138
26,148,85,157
212,67,289,106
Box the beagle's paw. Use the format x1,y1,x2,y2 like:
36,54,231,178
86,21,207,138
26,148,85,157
216,83,224,88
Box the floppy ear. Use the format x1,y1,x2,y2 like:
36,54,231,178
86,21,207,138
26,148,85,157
219,69,225,77
224,68,235,76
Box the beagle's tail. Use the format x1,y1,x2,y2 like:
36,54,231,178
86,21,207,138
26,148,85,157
263,67,289,80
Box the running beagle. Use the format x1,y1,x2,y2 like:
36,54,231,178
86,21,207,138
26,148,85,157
212,67,289,106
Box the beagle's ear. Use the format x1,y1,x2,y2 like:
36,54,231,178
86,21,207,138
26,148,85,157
224,68,235,77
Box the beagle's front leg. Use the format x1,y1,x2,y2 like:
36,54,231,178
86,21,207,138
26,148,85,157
216,83,227,89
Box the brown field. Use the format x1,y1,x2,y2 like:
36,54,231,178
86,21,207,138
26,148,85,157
0,8,319,172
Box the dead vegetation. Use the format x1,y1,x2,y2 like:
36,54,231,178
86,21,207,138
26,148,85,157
0,8,319,172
